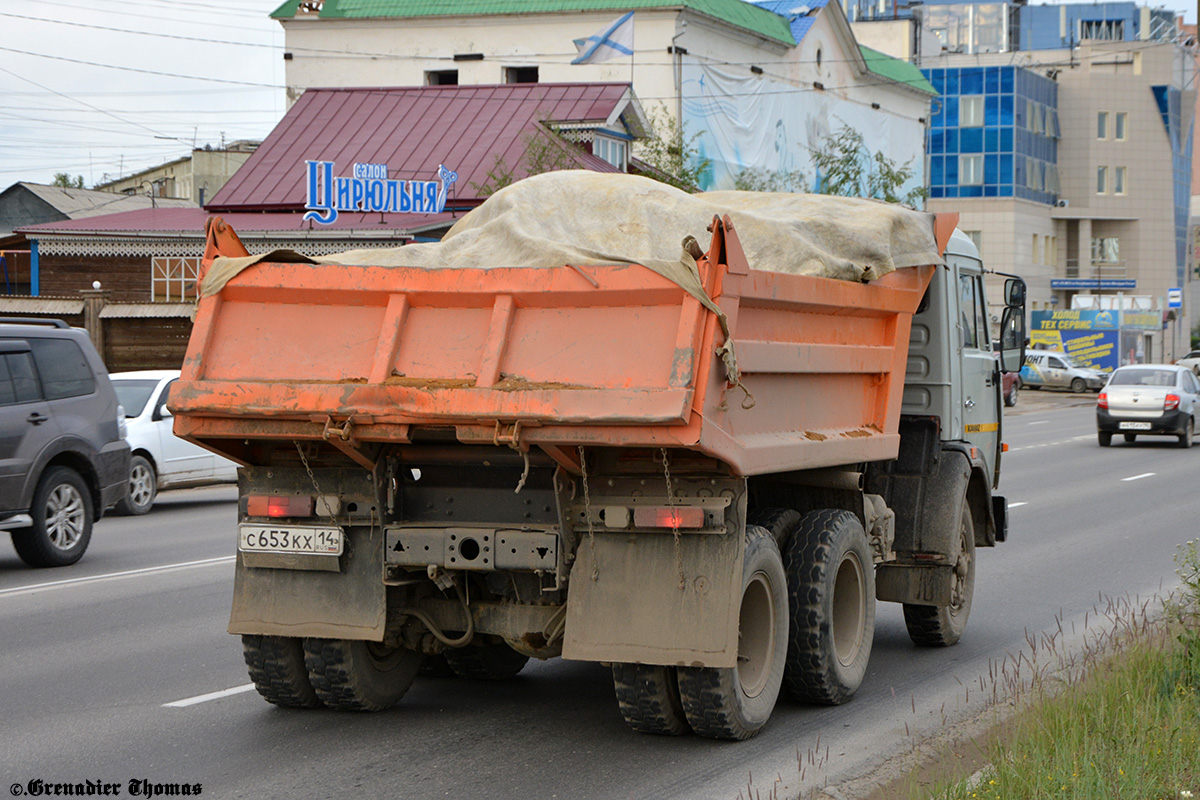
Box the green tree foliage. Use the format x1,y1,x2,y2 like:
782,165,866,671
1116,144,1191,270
632,105,711,192
809,126,926,206
52,173,85,189
471,120,583,196
733,167,809,193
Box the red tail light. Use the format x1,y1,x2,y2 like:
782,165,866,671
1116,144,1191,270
247,495,315,518
633,506,705,529
1097,392,1108,410
1164,394,1181,410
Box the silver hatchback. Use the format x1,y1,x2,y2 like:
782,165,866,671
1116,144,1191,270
1096,364,1200,448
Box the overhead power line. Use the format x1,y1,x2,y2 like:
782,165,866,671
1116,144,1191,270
0,46,284,88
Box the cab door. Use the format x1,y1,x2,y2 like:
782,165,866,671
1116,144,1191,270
956,268,1000,482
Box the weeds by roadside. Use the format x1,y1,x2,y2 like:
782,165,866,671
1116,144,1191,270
919,539,1200,800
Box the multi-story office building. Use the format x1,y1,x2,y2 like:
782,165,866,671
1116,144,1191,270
856,0,1195,363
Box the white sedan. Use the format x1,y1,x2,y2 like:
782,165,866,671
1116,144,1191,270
110,370,238,514
1096,364,1200,448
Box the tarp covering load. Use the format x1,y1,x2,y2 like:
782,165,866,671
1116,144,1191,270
200,171,941,298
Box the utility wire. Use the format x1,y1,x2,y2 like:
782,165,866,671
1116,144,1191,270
0,46,284,88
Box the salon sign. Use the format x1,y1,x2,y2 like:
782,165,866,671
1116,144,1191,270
302,161,458,225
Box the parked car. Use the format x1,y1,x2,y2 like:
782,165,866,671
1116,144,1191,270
0,319,131,566
1096,363,1200,448
1176,350,1200,375
110,370,238,515
1020,350,1106,393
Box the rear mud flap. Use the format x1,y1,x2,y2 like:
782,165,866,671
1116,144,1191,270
228,525,386,640
562,530,743,668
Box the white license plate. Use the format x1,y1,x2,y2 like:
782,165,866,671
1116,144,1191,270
239,525,343,556
1118,421,1153,430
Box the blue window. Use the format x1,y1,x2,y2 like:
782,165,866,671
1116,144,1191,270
984,185,998,197
961,127,983,153
986,67,1000,94
945,70,959,95
931,186,946,198
961,185,984,198
945,96,959,127
944,129,959,153
985,128,999,153
999,95,1013,125
930,156,944,185
985,96,1001,126
999,155,1012,184
960,67,984,94
985,154,999,184
1001,69,1013,93
1001,128,1013,151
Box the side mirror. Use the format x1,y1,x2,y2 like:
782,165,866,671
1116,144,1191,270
998,306,1026,373
1004,277,1026,307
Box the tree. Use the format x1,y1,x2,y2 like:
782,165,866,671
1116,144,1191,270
52,173,85,189
632,105,711,192
809,125,926,207
733,167,809,193
471,120,584,196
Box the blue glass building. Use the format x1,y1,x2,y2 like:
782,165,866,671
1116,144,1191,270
923,65,1058,203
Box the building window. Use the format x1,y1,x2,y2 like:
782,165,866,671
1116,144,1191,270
1114,166,1126,195
960,154,984,185
1097,111,1108,140
152,257,200,302
1115,112,1127,141
504,66,538,83
961,95,984,127
1096,166,1108,194
593,135,628,170
1033,234,1040,264
425,70,458,86
1091,237,1120,263
1045,235,1056,266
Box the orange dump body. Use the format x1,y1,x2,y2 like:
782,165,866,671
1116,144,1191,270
172,216,935,476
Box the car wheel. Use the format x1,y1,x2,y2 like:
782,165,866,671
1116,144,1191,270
115,455,156,516
10,466,94,568
1070,378,1087,393
1179,418,1194,449
1098,431,1112,447
1004,381,1018,407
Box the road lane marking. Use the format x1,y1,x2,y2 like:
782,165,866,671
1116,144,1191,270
1027,421,1050,425
1122,473,1156,482
0,555,235,598
163,684,256,708
1008,502,1028,508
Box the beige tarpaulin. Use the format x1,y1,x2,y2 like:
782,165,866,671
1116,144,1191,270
200,171,943,399
202,170,941,296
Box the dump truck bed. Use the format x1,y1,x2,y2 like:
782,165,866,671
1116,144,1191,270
172,214,935,476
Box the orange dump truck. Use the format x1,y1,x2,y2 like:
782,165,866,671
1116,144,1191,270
171,173,1026,740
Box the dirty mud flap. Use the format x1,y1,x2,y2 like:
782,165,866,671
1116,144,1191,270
228,525,386,640
875,563,954,607
562,530,743,668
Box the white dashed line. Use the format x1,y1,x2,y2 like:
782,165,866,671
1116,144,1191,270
0,556,235,598
1008,502,1028,508
1122,473,1156,482
163,684,256,708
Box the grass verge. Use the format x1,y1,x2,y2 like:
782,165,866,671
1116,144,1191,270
916,540,1200,800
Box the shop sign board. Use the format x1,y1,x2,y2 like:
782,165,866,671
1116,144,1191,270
303,161,458,225
1030,309,1162,372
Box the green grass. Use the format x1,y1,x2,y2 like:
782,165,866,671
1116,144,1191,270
922,541,1200,800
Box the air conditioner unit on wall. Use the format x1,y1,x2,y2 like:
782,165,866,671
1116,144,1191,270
1055,199,1070,208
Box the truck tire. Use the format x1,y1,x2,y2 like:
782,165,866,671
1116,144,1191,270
612,663,690,736
10,466,93,568
676,525,787,740
303,638,422,711
115,455,156,516
748,507,804,549
784,509,875,705
242,634,322,708
442,641,529,680
903,505,975,647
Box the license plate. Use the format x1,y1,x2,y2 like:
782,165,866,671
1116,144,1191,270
239,525,343,556
1118,422,1152,430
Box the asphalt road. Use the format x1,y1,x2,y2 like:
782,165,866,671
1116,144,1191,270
1,399,1195,800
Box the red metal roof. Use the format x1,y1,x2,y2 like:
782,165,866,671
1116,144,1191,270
208,83,633,212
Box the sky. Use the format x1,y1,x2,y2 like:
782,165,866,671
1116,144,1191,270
0,0,286,189
0,0,1195,193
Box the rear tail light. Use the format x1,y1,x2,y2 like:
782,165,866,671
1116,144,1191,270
1097,392,1108,410
633,506,705,529
247,495,315,518
1164,394,1181,410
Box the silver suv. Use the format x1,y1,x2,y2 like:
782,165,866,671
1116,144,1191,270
0,319,131,567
